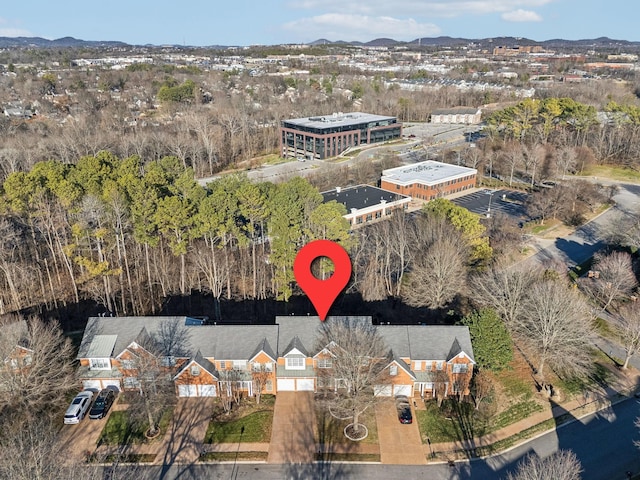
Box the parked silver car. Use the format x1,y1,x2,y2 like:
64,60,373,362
64,390,94,424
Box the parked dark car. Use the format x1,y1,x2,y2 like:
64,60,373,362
397,404,413,424
89,388,116,419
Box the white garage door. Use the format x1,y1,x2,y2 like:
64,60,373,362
374,385,392,396
102,379,121,391
394,385,412,397
199,384,217,397
178,385,198,397
83,380,101,391
296,378,315,391
277,379,295,391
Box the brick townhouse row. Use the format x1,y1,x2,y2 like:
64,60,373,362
74,316,475,400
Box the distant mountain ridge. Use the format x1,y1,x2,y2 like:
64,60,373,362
0,36,128,48
313,35,640,48
0,35,639,49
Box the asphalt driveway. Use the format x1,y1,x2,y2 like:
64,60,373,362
267,392,317,463
375,399,426,465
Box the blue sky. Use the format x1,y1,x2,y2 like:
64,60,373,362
0,0,637,46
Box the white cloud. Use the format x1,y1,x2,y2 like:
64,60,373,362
287,0,555,18
0,17,32,37
0,27,33,37
283,13,441,42
501,9,543,21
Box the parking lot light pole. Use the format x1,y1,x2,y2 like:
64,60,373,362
487,191,494,218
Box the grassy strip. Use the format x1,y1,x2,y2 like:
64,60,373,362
316,453,381,462
200,451,268,462
94,453,157,463
204,410,273,443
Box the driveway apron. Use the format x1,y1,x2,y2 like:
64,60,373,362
267,392,317,463
375,399,426,465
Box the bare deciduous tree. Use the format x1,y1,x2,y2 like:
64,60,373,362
506,449,583,480
616,302,640,370
0,315,76,415
471,370,494,411
515,279,593,381
251,364,271,405
316,317,390,440
127,318,190,436
580,251,637,315
471,264,536,326
402,215,468,309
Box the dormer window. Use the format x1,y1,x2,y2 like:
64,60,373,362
285,357,305,370
89,358,111,370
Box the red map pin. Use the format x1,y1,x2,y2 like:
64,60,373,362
294,240,352,321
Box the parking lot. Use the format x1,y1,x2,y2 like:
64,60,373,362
451,189,529,223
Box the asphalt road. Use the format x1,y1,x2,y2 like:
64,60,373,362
99,397,640,480
525,181,640,269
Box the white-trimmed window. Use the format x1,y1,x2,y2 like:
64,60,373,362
436,361,444,371
414,361,422,371
265,380,273,392
190,365,201,376
389,365,398,376
219,361,226,370
452,364,468,374
233,360,247,371
90,358,111,370
285,357,305,370
317,358,332,369
265,362,273,372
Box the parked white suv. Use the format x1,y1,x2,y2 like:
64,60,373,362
64,390,94,424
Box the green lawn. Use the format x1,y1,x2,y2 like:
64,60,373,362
204,410,273,443
316,453,380,462
316,405,379,445
99,408,173,445
581,164,640,183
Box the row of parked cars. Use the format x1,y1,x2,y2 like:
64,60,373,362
63,387,117,424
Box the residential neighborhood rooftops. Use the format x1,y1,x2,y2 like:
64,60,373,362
381,160,477,186
78,315,474,366
321,185,410,212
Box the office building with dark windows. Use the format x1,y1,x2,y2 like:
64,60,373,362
280,112,402,160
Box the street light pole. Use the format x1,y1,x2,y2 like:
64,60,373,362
487,191,494,218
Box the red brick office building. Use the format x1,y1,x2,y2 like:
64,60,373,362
380,160,477,201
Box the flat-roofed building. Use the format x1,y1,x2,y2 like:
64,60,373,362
322,185,411,227
380,160,477,201
280,112,402,160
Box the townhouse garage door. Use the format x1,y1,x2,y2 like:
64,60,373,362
277,378,315,391
82,379,121,391
374,384,412,396
178,384,217,397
